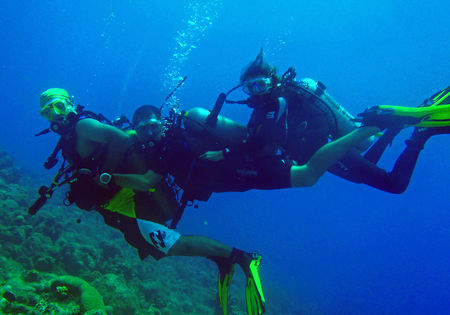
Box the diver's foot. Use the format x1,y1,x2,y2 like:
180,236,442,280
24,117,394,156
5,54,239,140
412,125,450,138
210,256,234,274
231,249,255,276
407,126,450,148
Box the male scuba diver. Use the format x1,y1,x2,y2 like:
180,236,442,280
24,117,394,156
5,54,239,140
117,104,266,315
200,49,450,194
33,88,265,315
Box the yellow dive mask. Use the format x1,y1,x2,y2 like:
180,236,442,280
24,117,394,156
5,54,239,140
40,98,74,122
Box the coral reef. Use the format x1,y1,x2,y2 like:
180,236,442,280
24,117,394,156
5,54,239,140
0,151,22,184
0,150,288,314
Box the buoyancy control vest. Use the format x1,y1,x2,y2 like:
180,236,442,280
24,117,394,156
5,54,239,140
280,76,375,149
63,131,121,211
29,106,131,214
271,70,375,163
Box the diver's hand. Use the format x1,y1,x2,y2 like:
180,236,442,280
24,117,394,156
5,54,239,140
356,106,408,130
199,150,224,162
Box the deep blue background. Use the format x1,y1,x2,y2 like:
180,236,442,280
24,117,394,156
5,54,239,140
1,1,449,313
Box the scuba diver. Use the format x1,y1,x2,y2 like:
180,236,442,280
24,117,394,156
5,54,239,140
199,49,450,194
32,88,264,315
121,104,266,315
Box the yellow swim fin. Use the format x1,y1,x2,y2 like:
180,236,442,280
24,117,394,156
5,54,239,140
210,256,235,315
373,104,450,128
245,254,266,315
357,87,450,128
218,262,235,315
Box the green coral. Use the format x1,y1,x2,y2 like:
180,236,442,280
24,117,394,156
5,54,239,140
51,275,106,314
92,273,138,314
56,285,69,298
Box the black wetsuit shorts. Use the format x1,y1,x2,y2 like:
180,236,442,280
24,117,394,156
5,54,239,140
191,155,293,192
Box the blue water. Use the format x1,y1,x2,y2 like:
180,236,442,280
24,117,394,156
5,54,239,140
1,0,449,313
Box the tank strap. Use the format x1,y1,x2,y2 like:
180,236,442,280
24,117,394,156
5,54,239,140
276,97,287,122
169,155,197,229
170,198,187,229
277,97,289,146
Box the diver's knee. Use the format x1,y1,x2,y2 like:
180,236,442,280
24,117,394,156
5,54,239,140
290,167,319,187
303,176,319,187
166,236,188,256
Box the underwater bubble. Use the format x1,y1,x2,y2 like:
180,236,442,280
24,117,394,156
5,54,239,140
162,0,223,101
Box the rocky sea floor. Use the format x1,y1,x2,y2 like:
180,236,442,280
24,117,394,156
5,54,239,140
0,150,291,315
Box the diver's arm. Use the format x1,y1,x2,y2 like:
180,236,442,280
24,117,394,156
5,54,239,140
76,118,131,172
290,126,381,187
201,96,287,162
113,170,162,191
205,96,284,161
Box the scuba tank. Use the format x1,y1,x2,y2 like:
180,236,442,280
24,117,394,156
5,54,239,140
293,77,375,152
184,107,247,147
182,83,247,150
